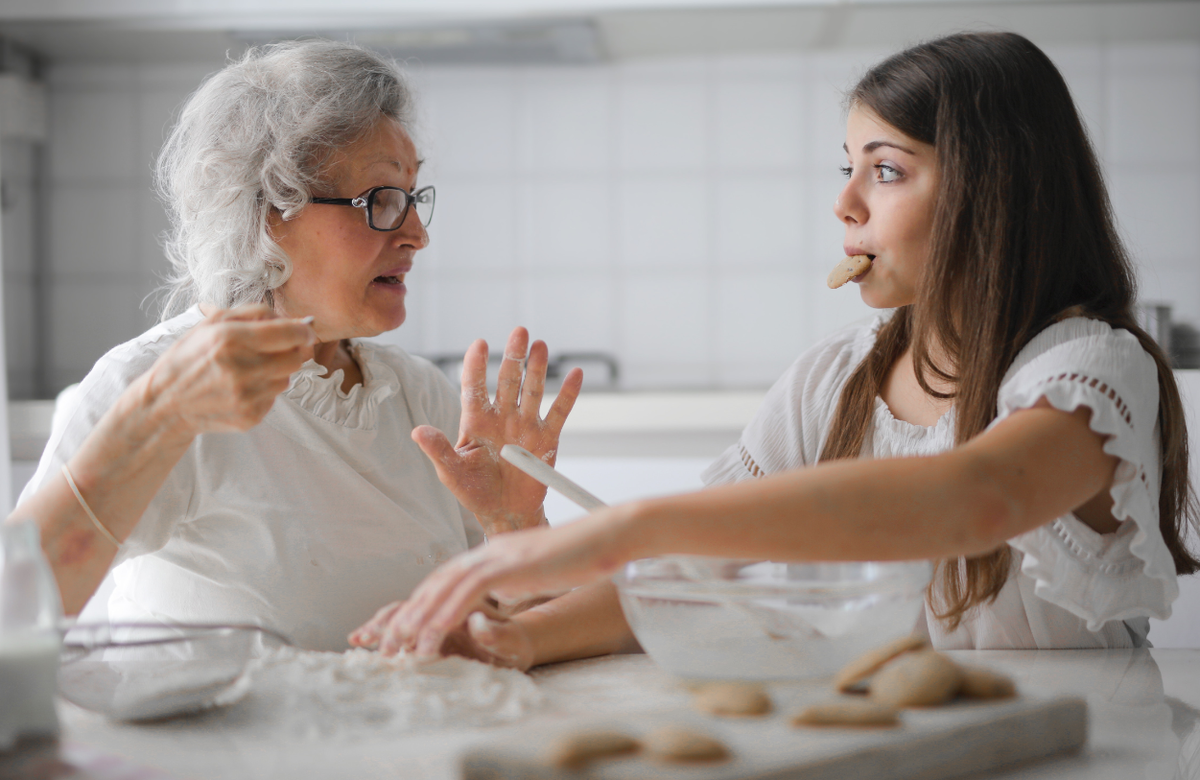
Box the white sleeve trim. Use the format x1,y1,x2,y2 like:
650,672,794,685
1000,370,1178,631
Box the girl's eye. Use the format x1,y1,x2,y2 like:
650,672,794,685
839,165,853,179
874,164,901,183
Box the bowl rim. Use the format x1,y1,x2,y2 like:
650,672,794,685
613,556,933,600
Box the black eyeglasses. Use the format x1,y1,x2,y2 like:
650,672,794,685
311,185,435,231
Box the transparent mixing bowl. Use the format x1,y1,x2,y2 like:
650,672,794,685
614,557,932,680
58,623,290,721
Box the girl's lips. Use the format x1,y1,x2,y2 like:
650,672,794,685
851,256,874,283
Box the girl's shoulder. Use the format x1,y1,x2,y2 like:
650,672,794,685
788,311,893,387
1000,316,1156,391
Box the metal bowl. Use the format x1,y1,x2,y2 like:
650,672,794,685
58,623,289,721
613,557,932,680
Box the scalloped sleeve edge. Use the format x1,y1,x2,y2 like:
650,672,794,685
1000,380,1179,630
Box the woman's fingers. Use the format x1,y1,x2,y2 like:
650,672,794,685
543,367,583,437
518,340,549,418
495,328,530,410
349,600,404,648
459,339,492,410
220,317,317,355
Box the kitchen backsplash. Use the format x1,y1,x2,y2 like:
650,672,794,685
4,40,1198,396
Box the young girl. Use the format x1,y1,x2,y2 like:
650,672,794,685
351,31,1198,664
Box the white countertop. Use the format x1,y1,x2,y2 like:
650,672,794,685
6,648,1198,780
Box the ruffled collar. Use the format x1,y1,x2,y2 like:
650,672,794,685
284,341,399,429
872,395,956,442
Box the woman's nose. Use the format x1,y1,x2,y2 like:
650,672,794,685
397,216,429,250
834,181,865,225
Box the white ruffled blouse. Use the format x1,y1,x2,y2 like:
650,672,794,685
702,314,1177,649
19,306,484,651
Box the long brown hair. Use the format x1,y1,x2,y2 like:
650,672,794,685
818,32,1199,629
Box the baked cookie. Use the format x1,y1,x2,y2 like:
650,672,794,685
826,254,872,288
547,730,640,769
692,682,772,717
959,665,1017,699
792,698,900,728
870,650,963,708
643,726,730,762
834,633,929,693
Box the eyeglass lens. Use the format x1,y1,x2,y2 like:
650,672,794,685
369,187,435,230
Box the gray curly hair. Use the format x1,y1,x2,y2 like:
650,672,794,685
155,39,415,318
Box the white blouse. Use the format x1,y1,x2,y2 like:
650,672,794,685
19,307,484,651
702,314,1179,649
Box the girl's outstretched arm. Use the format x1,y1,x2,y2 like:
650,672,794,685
370,400,1117,658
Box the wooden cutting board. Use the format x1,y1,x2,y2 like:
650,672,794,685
460,695,1086,780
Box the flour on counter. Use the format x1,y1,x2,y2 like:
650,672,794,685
228,647,542,740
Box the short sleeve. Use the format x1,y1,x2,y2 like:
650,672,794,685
17,313,202,563
702,316,885,487
994,318,1178,630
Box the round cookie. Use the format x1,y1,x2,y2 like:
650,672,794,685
547,730,640,769
870,650,962,708
826,254,872,288
834,633,929,693
692,682,772,717
959,665,1017,699
792,698,900,728
643,726,730,763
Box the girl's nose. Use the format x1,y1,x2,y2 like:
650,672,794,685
834,181,865,225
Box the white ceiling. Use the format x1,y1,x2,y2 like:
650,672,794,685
0,0,1195,64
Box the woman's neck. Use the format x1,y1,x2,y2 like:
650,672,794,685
880,344,955,427
310,339,364,394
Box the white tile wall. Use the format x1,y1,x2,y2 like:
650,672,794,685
21,40,1200,394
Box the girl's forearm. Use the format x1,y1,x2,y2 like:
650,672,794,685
622,451,1014,565
516,581,639,667
7,373,195,614
621,406,1113,565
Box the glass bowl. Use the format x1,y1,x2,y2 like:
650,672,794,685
613,557,932,680
58,623,289,721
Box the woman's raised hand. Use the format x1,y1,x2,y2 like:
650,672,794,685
142,304,316,438
412,327,583,536
353,507,631,658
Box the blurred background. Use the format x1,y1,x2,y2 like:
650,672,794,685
1,0,1197,403
1,0,1200,643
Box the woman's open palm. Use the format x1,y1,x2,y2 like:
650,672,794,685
412,327,582,536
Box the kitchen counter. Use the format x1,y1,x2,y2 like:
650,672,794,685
11,648,1200,780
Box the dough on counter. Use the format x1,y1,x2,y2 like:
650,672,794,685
870,650,963,708
692,682,772,717
547,730,640,769
643,726,730,762
792,698,900,728
826,254,873,288
834,633,929,693
958,665,1017,699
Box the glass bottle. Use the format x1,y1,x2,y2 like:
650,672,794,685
0,520,62,750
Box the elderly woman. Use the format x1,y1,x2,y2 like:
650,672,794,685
8,40,579,651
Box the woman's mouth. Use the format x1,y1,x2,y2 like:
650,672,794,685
374,274,405,285
852,255,876,283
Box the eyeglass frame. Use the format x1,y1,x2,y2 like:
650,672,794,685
310,185,436,231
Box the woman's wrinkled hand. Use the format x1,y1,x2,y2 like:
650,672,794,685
353,509,632,659
140,304,316,439
412,327,582,537
350,601,536,671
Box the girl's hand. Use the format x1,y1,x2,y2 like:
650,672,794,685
412,327,582,536
350,602,535,671
140,304,316,438
359,510,634,658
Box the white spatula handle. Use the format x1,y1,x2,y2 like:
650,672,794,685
500,444,608,512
